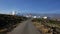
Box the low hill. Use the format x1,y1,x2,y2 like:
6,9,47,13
0,14,27,33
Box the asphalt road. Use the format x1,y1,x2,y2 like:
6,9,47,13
8,19,42,34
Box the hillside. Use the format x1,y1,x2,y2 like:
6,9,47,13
0,14,27,33
32,18,60,34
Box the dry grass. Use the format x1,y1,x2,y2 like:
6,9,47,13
33,22,52,34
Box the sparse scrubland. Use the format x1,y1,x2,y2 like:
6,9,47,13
32,18,60,34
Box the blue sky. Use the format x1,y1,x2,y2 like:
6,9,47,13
0,0,60,14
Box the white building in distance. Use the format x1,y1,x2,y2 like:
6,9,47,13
33,16,37,18
43,16,48,19
10,11,16,15
12,11,16,15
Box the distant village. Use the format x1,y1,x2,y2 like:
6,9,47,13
4,11,60,21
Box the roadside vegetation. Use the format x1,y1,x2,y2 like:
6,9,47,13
0,14,27,34
32,18,60,34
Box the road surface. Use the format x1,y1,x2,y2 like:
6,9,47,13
8,19,42,34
